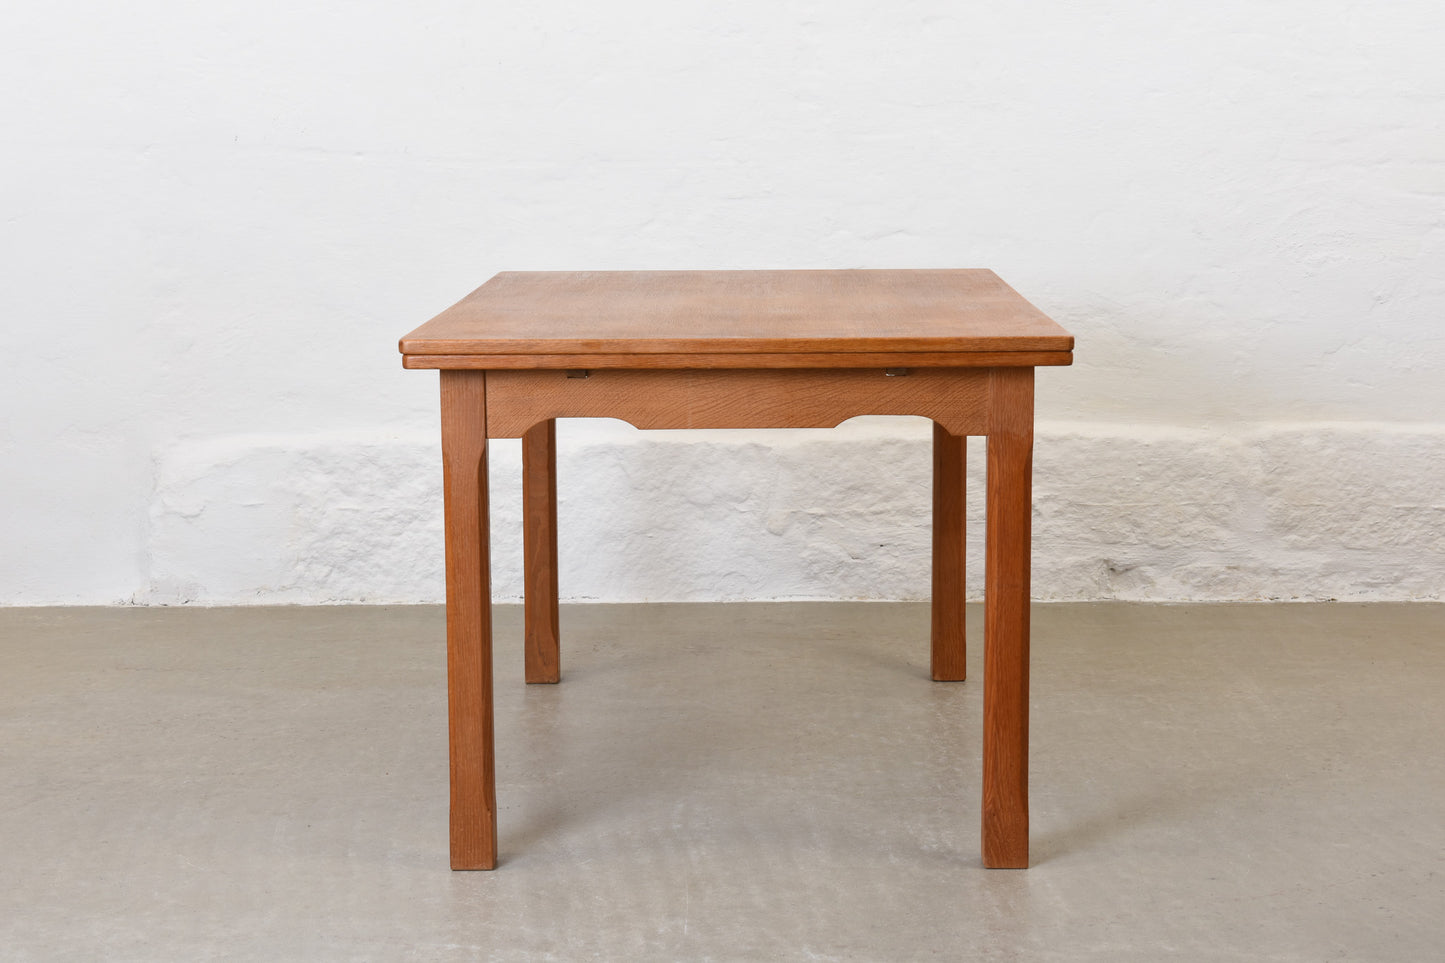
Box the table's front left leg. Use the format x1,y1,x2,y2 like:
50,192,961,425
441,370,497,870
523,419,561,683
983,367,1033,869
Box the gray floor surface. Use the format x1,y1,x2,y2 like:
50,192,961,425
1,602,1442,961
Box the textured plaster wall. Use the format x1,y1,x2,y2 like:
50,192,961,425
3,1,1443,604
136,420,1445,605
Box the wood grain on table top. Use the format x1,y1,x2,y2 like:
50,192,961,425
399,269,1073,364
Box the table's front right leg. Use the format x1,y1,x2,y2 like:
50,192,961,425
983,367,1033,869
440,370,497,870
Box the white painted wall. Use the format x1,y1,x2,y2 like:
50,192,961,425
3,1,1442,604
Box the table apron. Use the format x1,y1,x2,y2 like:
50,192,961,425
481,367,1002,438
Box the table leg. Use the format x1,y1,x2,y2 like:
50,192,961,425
441,371,497,870
931,422,967,681
982,368,1033,869
523,419,561,684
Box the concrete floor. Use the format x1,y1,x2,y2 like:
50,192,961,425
1,603,1442,961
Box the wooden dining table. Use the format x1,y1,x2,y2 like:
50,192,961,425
399,269,1073,870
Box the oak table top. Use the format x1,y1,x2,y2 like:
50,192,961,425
399,269,1073,369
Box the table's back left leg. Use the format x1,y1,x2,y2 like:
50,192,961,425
523,419,561,683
